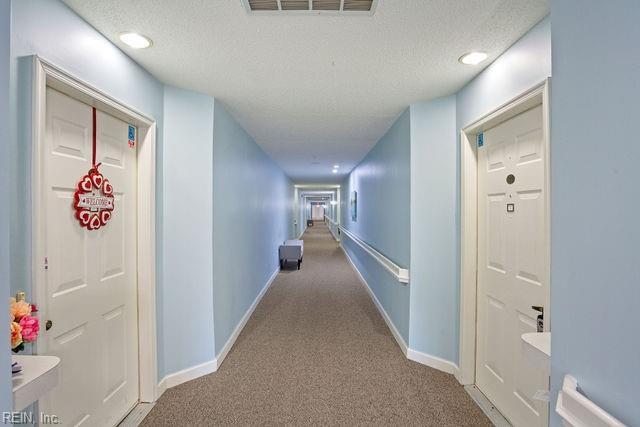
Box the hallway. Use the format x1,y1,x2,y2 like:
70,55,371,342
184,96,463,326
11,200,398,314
5,2,640,424
141,223,489,425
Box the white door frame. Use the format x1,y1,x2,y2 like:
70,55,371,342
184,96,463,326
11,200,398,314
31,56,159,403
456,79,551,386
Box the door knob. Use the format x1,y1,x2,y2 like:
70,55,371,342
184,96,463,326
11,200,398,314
45,320,53,331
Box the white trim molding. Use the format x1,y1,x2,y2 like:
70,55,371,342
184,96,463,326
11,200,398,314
342,243,461,377
407,349,459,375
340,245,408,355
458,79,551,386
156,267,280,398
157,359,218,394
31,56,159,404
339,226,409,284
215,267,280,368
294,184,341,189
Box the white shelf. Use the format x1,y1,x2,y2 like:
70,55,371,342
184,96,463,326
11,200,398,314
12,355,60,411
521,332,550,357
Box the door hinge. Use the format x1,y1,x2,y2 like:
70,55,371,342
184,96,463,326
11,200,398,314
44,256,49,270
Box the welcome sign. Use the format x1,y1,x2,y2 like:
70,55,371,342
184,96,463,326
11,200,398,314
77,193,114,210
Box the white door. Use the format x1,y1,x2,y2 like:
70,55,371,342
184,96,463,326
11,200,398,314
39,88,139,426
312,205,325,221
476,104,549,426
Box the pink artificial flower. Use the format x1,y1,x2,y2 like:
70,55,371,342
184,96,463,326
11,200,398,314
18,315,39,342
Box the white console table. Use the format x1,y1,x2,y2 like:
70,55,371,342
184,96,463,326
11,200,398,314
12,355,60,411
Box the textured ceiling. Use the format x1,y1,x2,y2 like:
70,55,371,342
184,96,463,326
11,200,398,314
63,0,548,183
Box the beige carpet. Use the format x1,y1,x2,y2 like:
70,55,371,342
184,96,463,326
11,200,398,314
142,223,490,426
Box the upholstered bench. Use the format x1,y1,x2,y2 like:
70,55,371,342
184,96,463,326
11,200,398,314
279,239,304,270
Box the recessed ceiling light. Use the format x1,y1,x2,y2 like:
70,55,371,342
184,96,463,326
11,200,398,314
333,164,340,168
332,169,338,174
119,32,153,49
459,51,488,65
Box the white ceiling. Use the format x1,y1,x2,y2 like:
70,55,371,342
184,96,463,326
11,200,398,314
63,0,548,183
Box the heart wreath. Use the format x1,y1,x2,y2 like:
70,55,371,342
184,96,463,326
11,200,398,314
73,107,115,230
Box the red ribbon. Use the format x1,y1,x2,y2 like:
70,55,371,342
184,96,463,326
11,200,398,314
92,107,96,166
92,107,101,170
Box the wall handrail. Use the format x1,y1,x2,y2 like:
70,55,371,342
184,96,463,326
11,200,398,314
338,225,409,285
324,215,338,226
324,215,340,242
556,375,625,427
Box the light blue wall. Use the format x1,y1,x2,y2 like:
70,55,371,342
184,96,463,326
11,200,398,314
452,16,550,363
212,100,294,356
161,86,215,376
403,17,551,366
456,17,552,129
549,1,640,424
0,0,12,412
341,109,411,342
8,0,294,379
8,0,166,283
8,0,169,377
408,96,458,361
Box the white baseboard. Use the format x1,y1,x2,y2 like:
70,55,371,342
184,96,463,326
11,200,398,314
155,266,280,400
407,348,459,375
340,244,408,355
156,359,217,398
215,267,279,368
297,226,307,239
340,244,459,377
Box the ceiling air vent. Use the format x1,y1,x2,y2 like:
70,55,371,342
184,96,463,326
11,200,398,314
248,0,279,11
312,0,340,11
243,0,377,14
281,0,309,10
343,0,373,11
